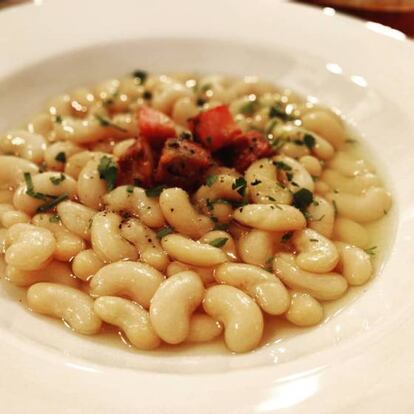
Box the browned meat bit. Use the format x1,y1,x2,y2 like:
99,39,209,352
117,137,154,187
215,131,273,173
155,138,212,191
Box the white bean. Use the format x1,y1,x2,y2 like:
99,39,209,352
0,130,46,163
13,172,77,215
5,223,56,271
234,204,306,232
27,283,102,334
32,214,85,262
161,234,228,267
91,211,138,263
6,261,79,287
94,296,160,350
335,242,373,286
286,291,324,327
90,261,164,308
273,253,348,301
327,187,391,223
150,271,204,344
159,188,213,238
57,201,96,241
215,263,290,315
72,249,104,281
203,285,264,353
187,314,223,343
292,228,339,273
0,156,38,190
120,218,169,272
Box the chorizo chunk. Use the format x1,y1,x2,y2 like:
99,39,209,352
117,137,154,187
155,138,212,191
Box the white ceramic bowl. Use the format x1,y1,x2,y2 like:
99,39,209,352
0,1,413,412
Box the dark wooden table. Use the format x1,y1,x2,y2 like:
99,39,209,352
296,1,414,37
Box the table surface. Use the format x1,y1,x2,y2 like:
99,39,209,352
297,0,414,36
1,0,413,38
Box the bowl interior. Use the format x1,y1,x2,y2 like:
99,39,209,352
0,38,406,374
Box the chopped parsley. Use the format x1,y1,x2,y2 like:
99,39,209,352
156,226,174,239
143,90,152,100
209,237,228,248
49,173,66,186
250,179,262,186
265,118,280,135
269,104,294,121
24,172,68,212
364,246,377,257
292,188,314,212
309,238,319,242
132,70,148,84
332,200,338,216
281,232,293,243
94,114,127,132
345,138,357,144
206,198,232,211
54,114,63,124
232,177,247,197
214,222,229,231
126,185,134,195
98,156,118,191
55,151,66,163
240,99,258,116
273,161,292,171
267,195,276,201
49,214,61,223
205,175,218,187
311,214,325,222
36,193,69,213
24,172,49,201
145,185,167,198
303,133,316,149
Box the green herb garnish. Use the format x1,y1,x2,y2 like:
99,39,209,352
292,188,314,212
143,90,152,100
95,114,127,132
54,114,63,124
269,104,294,121
49,214,61,223
50,173,66,186
126,185,134,195
98,156,118,191
156,226,174,239
364,246,377,257
55,151,66,163
145,185,167,198
281,232,293,243
332,200,338,216
250,179,262,186
205,175,218,187
209,237,228,248
132,70,148,83
232,177,247,197
24,172,49,201
240,100,258,116
303,133,316,149
213,222,229,231
273,161,292,171
37,193,69,213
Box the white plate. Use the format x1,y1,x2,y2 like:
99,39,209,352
1,0,414,412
